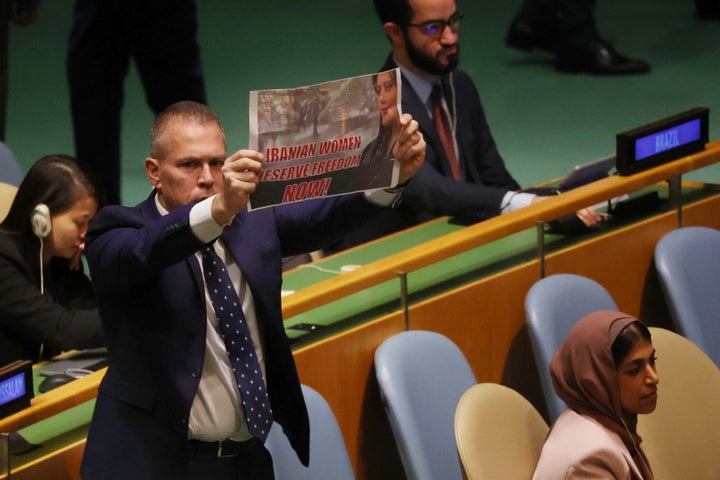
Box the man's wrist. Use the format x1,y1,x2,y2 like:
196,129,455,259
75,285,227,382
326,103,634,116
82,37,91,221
210,194,235,226
384,178,410,194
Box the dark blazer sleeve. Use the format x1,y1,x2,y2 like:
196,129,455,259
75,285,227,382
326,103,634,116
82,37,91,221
384,56,521,218
0,233,103,364
85,200,207,297
273,193,386,256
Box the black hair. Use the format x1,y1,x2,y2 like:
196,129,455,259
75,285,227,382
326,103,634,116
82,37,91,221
0,154,102,270
373,0,413,26
611,320,652,367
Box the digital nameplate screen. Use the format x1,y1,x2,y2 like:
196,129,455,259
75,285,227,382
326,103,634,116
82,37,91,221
0,361,33,419
616,107,709,175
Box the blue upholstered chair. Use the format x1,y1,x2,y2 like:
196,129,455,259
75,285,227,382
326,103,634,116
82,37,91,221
0,141,23,186
654,226,720,368
374,330,477,480
265,384,354,480
524,273,618,421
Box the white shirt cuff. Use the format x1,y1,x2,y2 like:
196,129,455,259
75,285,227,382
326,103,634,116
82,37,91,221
501,191,535,213
364,188,400,207
190,195,225,242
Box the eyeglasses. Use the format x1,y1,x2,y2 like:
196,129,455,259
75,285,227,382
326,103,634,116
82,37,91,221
406,11,463,38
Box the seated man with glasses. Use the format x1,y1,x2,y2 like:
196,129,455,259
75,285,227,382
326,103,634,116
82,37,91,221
326,0,601,253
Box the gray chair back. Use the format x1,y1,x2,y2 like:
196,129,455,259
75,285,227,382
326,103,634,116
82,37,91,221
655,226,720,367
0,141,23,186
265,384,355,480
524,273,618,421
375,330,477,480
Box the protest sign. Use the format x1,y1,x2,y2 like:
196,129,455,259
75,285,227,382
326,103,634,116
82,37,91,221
248,69,402,210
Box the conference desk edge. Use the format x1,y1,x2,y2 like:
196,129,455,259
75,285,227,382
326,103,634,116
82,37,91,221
0,370,102,434
293,192,720,479
282,140,720,317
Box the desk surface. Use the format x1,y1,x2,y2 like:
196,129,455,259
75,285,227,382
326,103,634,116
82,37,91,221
18,367,95,444
0,367,96,474
278,141,720,323
281,182,716,345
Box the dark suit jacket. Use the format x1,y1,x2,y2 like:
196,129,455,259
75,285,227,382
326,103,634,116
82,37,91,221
0,232,103,365
326,56,521,253
392,56,521,217
80,192,382,480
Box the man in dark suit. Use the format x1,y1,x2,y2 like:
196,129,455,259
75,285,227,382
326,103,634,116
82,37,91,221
80,101,424,479
326,0,599,253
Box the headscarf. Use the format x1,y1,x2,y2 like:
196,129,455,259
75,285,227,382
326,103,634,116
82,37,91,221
550,310,654,480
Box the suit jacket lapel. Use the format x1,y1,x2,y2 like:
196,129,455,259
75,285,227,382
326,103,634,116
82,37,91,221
218,212,261,301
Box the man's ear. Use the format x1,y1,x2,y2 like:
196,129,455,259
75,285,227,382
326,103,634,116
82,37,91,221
383,22,404,47
145,157,161,188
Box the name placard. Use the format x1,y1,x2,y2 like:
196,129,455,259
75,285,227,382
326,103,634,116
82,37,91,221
0,360,33,419
616,107,709,175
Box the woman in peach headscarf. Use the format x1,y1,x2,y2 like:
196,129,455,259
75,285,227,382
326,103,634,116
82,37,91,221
533,310,659,479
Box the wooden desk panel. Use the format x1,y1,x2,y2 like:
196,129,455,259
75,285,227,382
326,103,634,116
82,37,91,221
293,314,408,479
293,193,720,479
0,439,85,480
547,194,720,320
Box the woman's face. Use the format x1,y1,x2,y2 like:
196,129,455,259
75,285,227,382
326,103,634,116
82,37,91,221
375,72,399,127
617,338,659,414
46,195,98,261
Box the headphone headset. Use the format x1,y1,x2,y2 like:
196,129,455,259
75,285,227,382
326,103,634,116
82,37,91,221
30,204,52,361
30,203,51,299
448,71,457,136
31,203,52,238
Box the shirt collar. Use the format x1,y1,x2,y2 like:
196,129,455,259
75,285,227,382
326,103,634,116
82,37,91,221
394,57,440,107
154,192,168,216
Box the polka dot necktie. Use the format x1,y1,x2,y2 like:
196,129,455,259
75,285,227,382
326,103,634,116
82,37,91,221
201,245,273,441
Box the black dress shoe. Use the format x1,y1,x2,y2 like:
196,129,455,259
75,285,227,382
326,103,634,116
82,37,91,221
696,0,720,20
506,17,650,75
505,17,556,53
556,39,651,75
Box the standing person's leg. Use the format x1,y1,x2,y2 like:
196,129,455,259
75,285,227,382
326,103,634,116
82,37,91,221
0,0,9,141
131,0,206,116
67,0,130,205
506,0,650,75
696,0,720,19
2,0,41,142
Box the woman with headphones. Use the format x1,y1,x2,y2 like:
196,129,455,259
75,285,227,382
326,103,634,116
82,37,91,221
0,154,105,366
